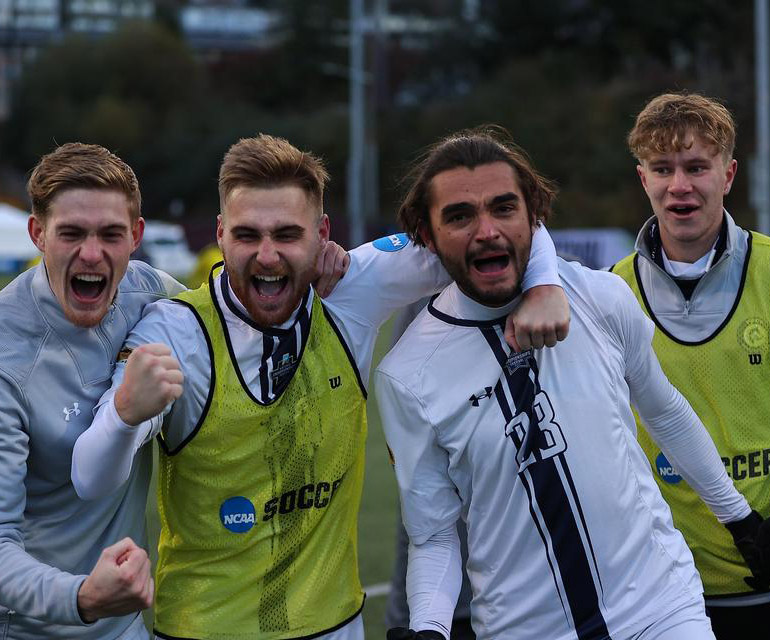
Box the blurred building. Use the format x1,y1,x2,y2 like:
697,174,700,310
0,0,283,118
0,0,483,120
181,1,281,51
0,0,150,117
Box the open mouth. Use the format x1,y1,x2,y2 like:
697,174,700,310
472,254,510,274
252,274,288,297
71,274,107,302
667,204,698,215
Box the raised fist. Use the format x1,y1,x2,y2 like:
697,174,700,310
114,343,183,426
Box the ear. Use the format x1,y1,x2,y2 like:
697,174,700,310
131,217,145,252
318,213,330,243
636,164,648,190
723,158,738,195
28,215,46,252
216,213,224,251
418,220,436,253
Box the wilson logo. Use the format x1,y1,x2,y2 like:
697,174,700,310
749,353,762,365
329,376,342,389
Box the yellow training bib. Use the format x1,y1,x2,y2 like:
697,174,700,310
154,277,367,638
613,233,770,597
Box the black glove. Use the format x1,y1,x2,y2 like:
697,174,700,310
386,628,446,640
726,510,770,591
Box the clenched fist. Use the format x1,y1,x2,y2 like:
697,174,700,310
505,284,570,351
77,537,154,622
313,240,350,298
114,343,183,426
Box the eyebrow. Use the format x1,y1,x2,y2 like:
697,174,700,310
489,192,519,207
230,224,305,235
440,192,520,218
647,155,712,165
56,223,129,232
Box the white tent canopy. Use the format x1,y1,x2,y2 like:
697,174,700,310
0,203,38,261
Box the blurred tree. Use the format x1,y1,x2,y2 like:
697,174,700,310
0,1,759,234
2,22,208,214
4,23,200,165
210,0,349,110
374,1,756,234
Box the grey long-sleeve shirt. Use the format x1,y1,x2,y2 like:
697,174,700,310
0,261,182,640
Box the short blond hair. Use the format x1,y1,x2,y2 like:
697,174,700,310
218,134,329,214
628,93,736,162
27,143,141,222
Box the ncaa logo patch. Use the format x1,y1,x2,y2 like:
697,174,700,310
373,233,410,252
220,496,256,533
656,452,682,484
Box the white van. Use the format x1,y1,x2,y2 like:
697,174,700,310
140,220,197,280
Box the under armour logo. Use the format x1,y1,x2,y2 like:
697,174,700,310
63,403,81,422
329,376,342,389
469,387,494,407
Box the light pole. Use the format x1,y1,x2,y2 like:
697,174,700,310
347,0,366,247
754,0,770,234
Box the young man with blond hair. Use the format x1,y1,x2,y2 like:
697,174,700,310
72,133,568,639
0,143,185,639
611,92,770,637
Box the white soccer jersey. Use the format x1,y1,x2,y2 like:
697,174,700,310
376,258,748,640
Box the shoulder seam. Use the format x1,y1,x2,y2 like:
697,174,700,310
0,365,30,413
375,368,440,440
379,322,460,439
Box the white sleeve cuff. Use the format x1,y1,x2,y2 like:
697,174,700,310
521,224,561,291
407,524,462,639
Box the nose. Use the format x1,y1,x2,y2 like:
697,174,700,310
78,234,103,264
668,167,692,195
255,238,280,269
475,212,501,243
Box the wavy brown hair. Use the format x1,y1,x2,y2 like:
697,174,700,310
397,126,557,246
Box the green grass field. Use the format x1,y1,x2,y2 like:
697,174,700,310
142,319,401,638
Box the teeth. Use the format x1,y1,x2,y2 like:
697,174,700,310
255,275,284,281
74,274,105,282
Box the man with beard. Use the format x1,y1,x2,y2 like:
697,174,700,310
0,143,184,639
71,134,568,640
374,128,769,640
610,93,770,638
